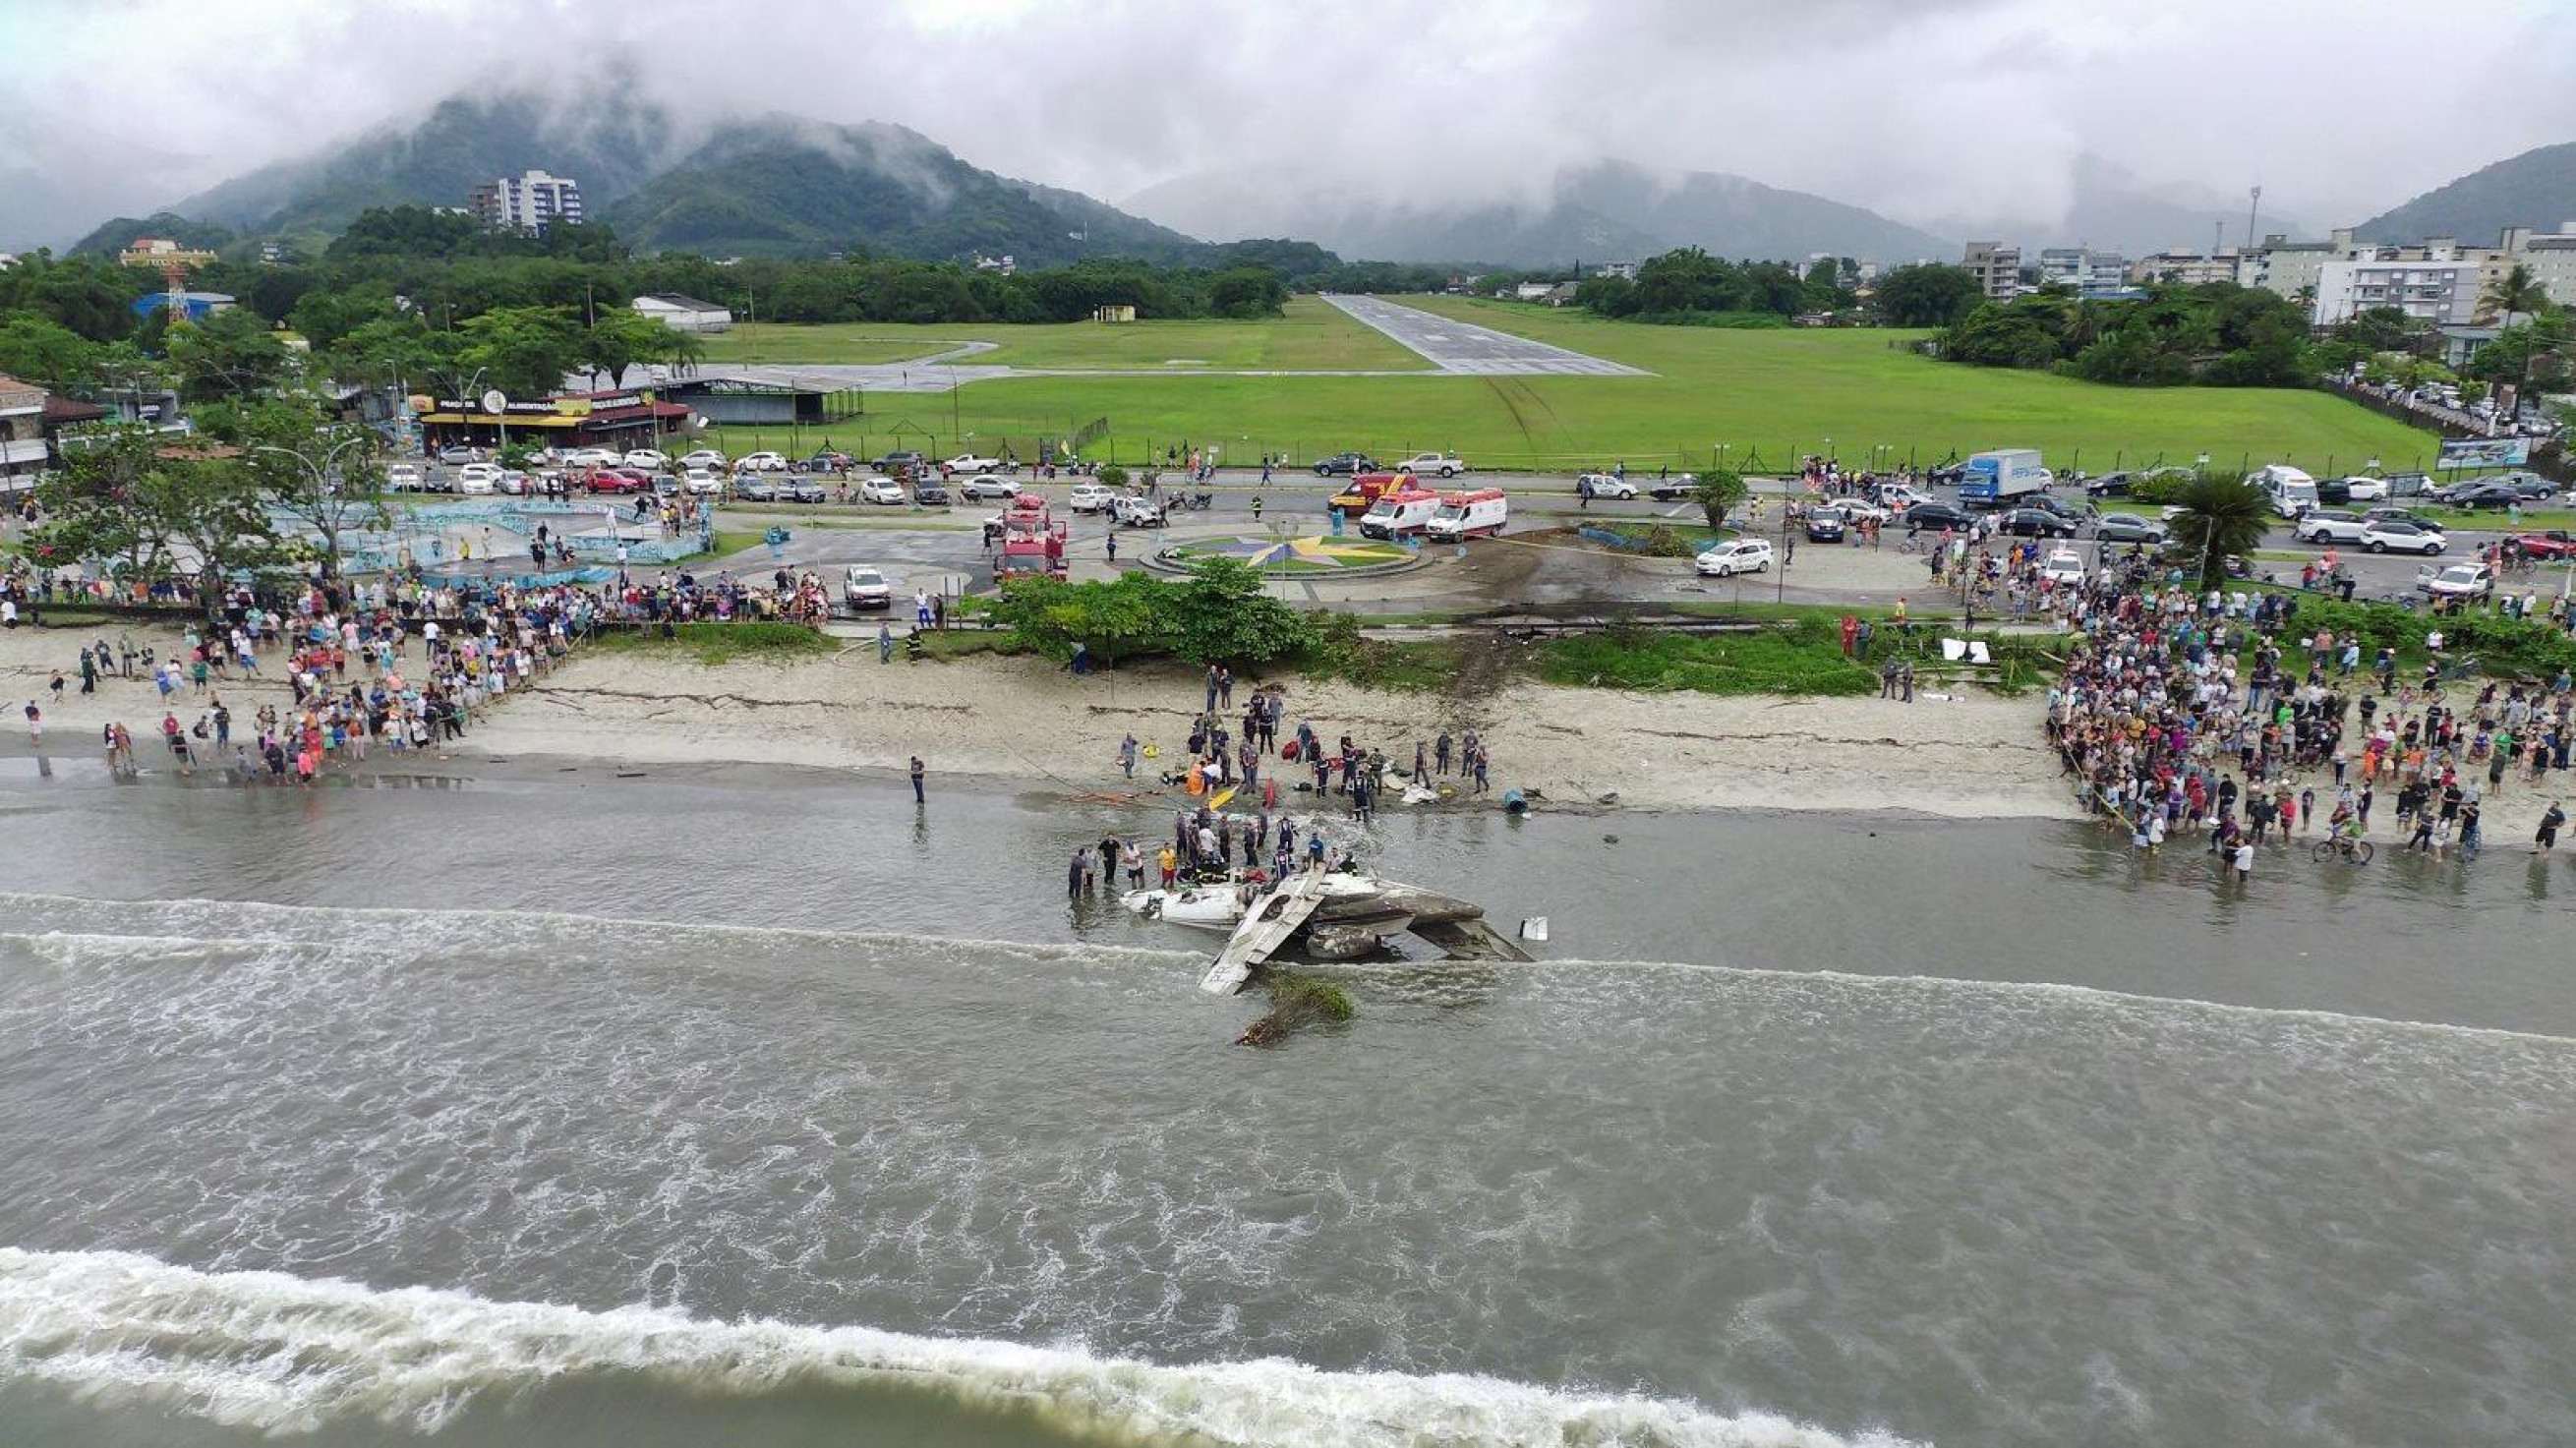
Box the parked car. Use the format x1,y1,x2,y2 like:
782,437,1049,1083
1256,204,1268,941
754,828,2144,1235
1068,482,1115,513
2436,481,2523,509
438,445,480,465
1996,507,2077,539
2364,506,2437,529
2416,561,2494,598
1576,472,1637,499
588,468,649,493
622,449,669,471
2497,471,2558,501
1694,538,1774,577
1394,451,1467,478
2020,493,2081,522
383,463,425,492
1804,512,1846,543
942,453,1004,475
858,477,908,505
1113,493,1169,528
2092,512,2167,545
912,482,952,506
1311,451,1377,477
779,477,826,503
2510,531,2576,559
1875,483,1933,510
843,565,893,611
1901,501,1978,534
680,467,725,495
2039,548,2087,585
805,450,854,473
737,451,790,473
678,448,730,469
732,476,782,503
2361,518,2446,554
1646,473,1702,501
1830,496,1893,524
564,447,620,467
2338,475,2391,501
958,474,1020,500
456,462,501,494
875,450,929,475
2293,509,2371,545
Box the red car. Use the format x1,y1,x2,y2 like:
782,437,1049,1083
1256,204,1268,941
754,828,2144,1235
2511,531,2576,559
588,468,649,493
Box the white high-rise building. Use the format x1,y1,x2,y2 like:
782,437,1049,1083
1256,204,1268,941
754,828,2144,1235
470,170,585,233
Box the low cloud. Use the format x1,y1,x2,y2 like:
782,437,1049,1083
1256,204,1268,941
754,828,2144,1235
3,0,2571,250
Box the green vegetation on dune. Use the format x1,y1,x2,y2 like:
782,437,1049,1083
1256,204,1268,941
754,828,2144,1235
588,621,835,666
719,295,2437,476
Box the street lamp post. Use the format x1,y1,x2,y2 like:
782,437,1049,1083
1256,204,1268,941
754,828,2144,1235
255,431,374,579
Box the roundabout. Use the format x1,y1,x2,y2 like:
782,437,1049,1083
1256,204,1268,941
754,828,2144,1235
1148,532,1424,577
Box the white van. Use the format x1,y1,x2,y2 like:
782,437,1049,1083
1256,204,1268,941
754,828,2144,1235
1423,489,1508,541
2252,463,2317,518
1358,490,1442,540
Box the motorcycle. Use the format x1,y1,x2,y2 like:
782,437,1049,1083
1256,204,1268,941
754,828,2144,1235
1177,491,1216,510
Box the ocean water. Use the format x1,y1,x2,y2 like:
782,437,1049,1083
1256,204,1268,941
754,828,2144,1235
0,765,2569,1445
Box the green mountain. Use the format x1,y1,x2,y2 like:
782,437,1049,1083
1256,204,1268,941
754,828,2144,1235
67,211,239,259
603,117,1205,263
162,89,674,244
2356,142,2576,244
1125,158,1949,267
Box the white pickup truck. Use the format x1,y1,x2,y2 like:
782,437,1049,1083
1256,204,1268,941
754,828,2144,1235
1395,451,1467,478
943,453,1005,475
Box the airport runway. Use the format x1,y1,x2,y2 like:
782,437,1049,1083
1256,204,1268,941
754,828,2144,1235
1318,293,1652,376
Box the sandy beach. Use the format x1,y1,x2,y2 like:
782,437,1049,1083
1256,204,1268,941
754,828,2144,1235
0,617,2071,819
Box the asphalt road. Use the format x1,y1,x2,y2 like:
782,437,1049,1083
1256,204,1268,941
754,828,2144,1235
1318,294,1650,376
395,456,2545,609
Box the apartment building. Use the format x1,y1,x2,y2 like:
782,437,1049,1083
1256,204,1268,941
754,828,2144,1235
2311,256,2483,325
2126,249,2242,286
1961,242,2021,300
0,374,50,491
2034,248,2132,296
469,170,585,233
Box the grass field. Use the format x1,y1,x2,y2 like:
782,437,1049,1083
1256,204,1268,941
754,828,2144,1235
699,293,2441,478
697,297,1425,372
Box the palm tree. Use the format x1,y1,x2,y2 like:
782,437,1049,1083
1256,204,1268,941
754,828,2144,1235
2168,475,2270,587
2480,263,2547,325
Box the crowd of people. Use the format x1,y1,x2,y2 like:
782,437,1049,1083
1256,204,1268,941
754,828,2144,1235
1064,662,1498,900
2043,549,2575,878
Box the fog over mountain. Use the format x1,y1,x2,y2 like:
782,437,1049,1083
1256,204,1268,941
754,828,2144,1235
6,0,2573,255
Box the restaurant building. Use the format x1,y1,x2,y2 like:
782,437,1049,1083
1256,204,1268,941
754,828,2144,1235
412,388,693,451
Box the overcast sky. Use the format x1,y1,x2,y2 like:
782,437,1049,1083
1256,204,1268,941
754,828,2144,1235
5,0,2573,250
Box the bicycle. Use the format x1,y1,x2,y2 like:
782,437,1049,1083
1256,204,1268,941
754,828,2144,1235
2312,836,2375,865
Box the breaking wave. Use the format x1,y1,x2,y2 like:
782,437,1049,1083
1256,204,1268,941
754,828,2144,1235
0,1248,1915,1446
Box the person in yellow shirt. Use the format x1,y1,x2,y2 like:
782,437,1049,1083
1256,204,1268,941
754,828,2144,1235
1156,845,1178,888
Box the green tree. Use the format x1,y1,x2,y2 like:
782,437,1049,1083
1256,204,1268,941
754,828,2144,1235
325,315,461,395
2165,475,2270,588
221,398,392,578
2480,262,2548,325
0,313,103,390
30,425,296,604
1206,266,1288,319
1692,469,1748,530
577,306,699,388
454,305,585,398
163,306,292,401
1168,557,1314,666
1873,263,1984,326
